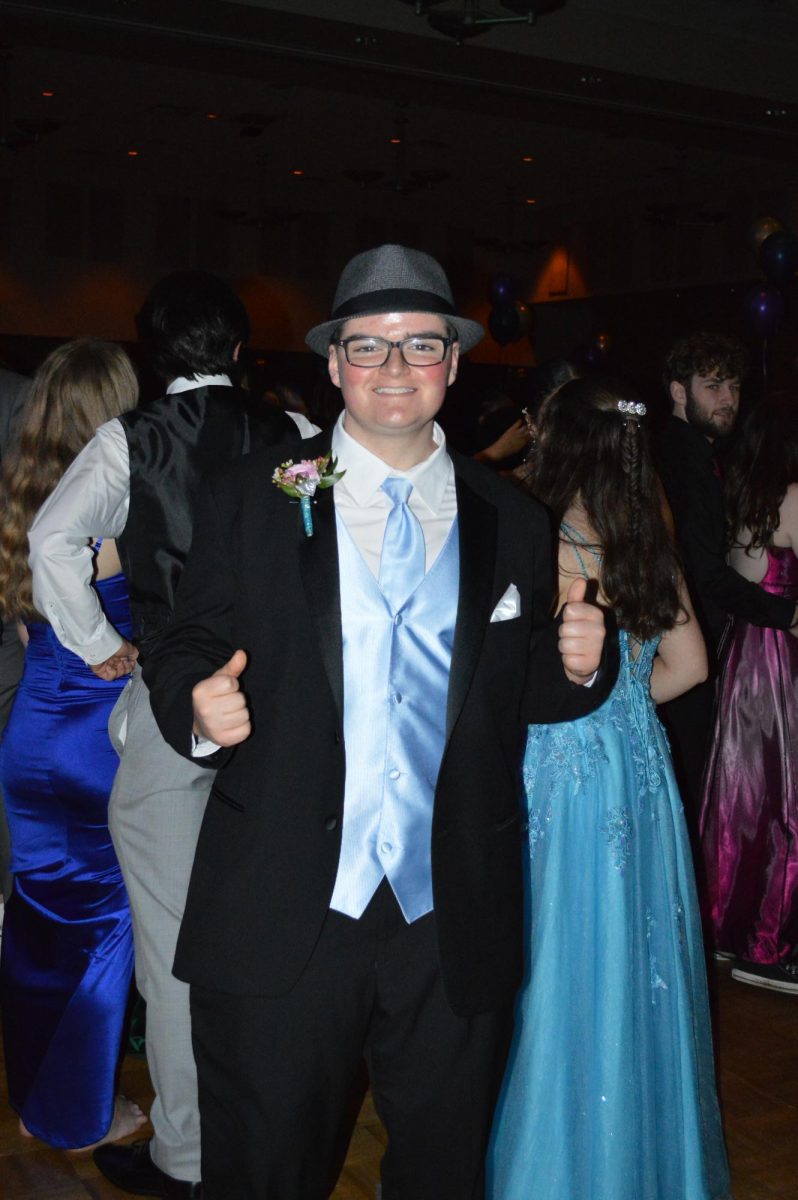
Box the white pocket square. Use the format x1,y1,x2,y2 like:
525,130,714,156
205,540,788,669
490,583,521,623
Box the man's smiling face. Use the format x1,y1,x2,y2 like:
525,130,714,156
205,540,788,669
328,311,459,464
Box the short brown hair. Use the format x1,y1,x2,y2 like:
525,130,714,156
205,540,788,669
663,332,749,395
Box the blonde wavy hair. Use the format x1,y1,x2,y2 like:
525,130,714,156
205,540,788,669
0,338,138,622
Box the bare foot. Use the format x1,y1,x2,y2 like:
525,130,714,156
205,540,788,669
67,1095,147,1154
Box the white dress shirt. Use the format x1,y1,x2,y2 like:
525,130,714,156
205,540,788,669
28,374,318,665
330,413,456,576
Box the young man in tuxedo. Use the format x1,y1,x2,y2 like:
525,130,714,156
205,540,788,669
28,272,315,1198
145,245,616,1200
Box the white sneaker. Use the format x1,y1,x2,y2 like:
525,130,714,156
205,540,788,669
731,961,798,993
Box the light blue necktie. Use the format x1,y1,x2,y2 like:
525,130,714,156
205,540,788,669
378,477,426,611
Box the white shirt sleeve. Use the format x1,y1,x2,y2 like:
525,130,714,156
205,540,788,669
29,419,131,665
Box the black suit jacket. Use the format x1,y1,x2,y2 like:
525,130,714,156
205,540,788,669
145,433,617,1016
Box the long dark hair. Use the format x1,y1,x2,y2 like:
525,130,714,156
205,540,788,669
724,393,798,550
530,376,683,639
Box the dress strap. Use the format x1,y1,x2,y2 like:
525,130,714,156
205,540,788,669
559,520,602,580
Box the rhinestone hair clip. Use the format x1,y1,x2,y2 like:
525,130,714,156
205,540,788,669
617,400,647,416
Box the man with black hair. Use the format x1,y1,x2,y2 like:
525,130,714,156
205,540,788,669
658,331,797,818
29,270,316,1198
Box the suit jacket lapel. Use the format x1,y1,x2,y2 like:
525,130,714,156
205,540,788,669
445,468,498,740
296,435,344,723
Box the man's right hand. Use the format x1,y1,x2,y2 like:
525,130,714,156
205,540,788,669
192,649,251,746
91,639,138,681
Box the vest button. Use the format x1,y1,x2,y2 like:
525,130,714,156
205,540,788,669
381,842,393,854
394,614,403,626
394,693,402,704
388,769,400,780
324,815,338,831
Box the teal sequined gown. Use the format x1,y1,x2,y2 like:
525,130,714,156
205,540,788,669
488,625,730,1200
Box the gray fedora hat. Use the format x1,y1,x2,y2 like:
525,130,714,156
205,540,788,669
305,243,484,356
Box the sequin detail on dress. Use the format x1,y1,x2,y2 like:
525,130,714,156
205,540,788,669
646,908,669,1003
527,805,552,861
602,807,633,871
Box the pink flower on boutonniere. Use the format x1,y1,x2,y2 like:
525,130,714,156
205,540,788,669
272,454,345,537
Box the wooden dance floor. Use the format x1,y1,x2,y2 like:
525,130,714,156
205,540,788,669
1,960,795,1198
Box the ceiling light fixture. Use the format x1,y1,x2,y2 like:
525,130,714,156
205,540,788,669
396,0,563,45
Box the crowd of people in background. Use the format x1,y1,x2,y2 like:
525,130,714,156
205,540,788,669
0,250,795,1200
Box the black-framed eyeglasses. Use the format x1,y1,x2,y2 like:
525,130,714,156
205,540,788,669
333,334,456,368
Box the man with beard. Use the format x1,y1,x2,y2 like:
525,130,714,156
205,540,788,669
657,332,798,825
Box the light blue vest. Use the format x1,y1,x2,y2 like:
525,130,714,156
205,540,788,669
329,512,460,923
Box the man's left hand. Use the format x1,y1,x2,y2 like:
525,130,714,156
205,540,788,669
559,578,605,684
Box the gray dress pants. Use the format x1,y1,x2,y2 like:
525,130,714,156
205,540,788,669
108,666,214,1183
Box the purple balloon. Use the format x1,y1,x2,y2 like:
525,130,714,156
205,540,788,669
745,285,785,338
488,273,523,307
759,230,798,285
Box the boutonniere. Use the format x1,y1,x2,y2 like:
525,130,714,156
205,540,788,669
272,454,346,537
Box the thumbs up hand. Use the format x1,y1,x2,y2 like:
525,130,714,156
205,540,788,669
559,578,606,684
192,649,252,746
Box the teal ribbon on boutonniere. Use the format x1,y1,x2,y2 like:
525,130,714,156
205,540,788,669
272,454,346,537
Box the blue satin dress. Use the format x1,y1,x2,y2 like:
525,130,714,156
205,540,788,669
0,569,134,1148
488,626,731,1200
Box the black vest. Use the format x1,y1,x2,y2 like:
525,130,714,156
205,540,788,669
117,385,295,658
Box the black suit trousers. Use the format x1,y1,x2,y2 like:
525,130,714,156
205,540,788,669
190,882,513,1200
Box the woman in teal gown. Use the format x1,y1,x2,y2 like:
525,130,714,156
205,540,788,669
488,377,730,1200
0,339,144,1150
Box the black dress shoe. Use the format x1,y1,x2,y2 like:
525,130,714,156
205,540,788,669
93,1139,202,1198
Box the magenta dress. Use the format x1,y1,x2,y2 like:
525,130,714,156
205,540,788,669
700,545,798,963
